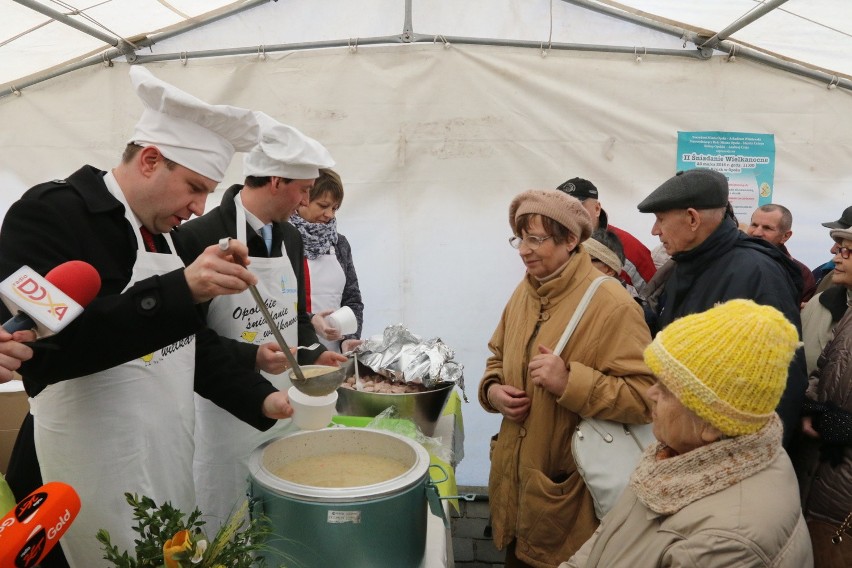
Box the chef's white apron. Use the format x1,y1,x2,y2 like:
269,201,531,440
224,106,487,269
193,199,299,534
307,250,346,352
30,187,196,568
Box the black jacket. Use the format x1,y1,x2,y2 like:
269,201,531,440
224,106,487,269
0,166,278,511
173,184,325,368
650,218,807,447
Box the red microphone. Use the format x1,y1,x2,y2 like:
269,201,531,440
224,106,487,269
0,482,81,568
0,261,101,335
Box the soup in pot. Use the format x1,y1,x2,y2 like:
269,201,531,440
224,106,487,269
272,452,409,487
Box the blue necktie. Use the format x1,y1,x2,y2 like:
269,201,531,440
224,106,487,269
261,223,273,255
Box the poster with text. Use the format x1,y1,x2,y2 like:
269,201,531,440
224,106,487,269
677,131,775,223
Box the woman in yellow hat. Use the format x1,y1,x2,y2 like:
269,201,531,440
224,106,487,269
563,299,813,567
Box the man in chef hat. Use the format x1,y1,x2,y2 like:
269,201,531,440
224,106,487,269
0,66,295,567
176,110,347,534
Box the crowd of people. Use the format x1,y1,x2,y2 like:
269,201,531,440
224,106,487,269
482,172,851,567
0,64,849,568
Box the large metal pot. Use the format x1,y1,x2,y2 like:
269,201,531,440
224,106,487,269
248,428,445,568
336,382,454,436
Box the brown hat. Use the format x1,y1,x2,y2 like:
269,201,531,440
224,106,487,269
509,189,593,243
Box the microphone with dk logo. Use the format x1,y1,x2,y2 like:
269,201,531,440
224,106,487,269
0,481,81,568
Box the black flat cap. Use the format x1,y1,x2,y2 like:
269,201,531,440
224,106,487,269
822,205,852,229
637,169,729,213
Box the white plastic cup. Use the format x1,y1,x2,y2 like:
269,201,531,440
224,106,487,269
288,386,338,430
326,306,357,335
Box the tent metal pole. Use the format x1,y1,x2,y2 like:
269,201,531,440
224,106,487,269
3,34,850,100
402,0,414,42
123,0,273,59
560,0,852,90
560,0,713,56
701,0,791,47
129,35,702,65
12,0,135,56
3,0,851,98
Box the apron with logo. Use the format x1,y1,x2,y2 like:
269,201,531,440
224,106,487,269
193,197,299,533
307,250,346,352
30,182,196,568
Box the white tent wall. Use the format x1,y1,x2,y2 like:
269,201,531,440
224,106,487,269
1,41,852,486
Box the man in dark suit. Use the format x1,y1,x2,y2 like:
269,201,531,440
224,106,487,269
174,111,346,533
0,67,293,567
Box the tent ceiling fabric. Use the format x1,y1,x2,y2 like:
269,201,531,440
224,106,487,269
1,0,850,94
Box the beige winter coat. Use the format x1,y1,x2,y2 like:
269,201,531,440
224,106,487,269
564,422,813,568
479,249,654,568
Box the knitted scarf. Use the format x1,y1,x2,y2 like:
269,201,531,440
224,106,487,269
289,213,338,260
629,414,783,515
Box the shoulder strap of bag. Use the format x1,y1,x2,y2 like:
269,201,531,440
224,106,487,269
554,276,617,354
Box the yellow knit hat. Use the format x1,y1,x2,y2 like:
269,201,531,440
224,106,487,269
643,299,799,436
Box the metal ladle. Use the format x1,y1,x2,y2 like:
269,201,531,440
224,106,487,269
219,238,351,396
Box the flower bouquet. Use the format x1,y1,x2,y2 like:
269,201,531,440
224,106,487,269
97,493,276,568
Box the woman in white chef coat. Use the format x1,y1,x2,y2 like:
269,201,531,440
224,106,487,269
290,169,364,353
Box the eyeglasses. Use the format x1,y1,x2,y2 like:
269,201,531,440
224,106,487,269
509,235,553,250
832,243,852,259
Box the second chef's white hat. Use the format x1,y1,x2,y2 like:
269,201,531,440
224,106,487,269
128,66,259,182
243,111,334,180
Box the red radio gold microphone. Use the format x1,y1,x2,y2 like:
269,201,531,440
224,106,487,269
0,482,81,568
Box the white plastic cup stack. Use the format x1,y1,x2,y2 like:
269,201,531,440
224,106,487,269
288,386,338,430
327,306,357,335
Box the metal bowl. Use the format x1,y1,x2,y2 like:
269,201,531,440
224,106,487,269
286,360,355,397
335,382,455,436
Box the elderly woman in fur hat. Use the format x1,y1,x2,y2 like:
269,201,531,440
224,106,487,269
479,189,654,568
563,299,814,568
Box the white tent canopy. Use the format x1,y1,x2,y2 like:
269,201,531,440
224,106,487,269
2,1,852,487
3,0,852,96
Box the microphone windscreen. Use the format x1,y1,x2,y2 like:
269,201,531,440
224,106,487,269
45,261,101,307
0,481,81,568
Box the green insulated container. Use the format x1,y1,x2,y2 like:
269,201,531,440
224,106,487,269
248,428,441,567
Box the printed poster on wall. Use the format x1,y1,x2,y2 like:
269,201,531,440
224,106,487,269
676,131,775,223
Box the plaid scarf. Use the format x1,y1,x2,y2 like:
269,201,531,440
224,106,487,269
289,213,339,260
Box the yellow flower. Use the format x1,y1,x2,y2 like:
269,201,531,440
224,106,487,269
163,529,192,568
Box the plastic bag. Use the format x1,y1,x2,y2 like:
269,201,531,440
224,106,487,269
365,406,454,465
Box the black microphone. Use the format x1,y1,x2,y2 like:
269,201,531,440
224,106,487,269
0,261,101,335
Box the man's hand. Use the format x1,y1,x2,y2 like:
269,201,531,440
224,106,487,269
255,342,293,375
528,345,569,396
184,240,258,303
261,390,294,420
315,350,347,366
487,383,531,424
311,310,342,341
0,329,36,383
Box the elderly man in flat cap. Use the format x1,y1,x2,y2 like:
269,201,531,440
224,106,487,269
175,111,347,534
0,67,296,568
637,168,807,448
